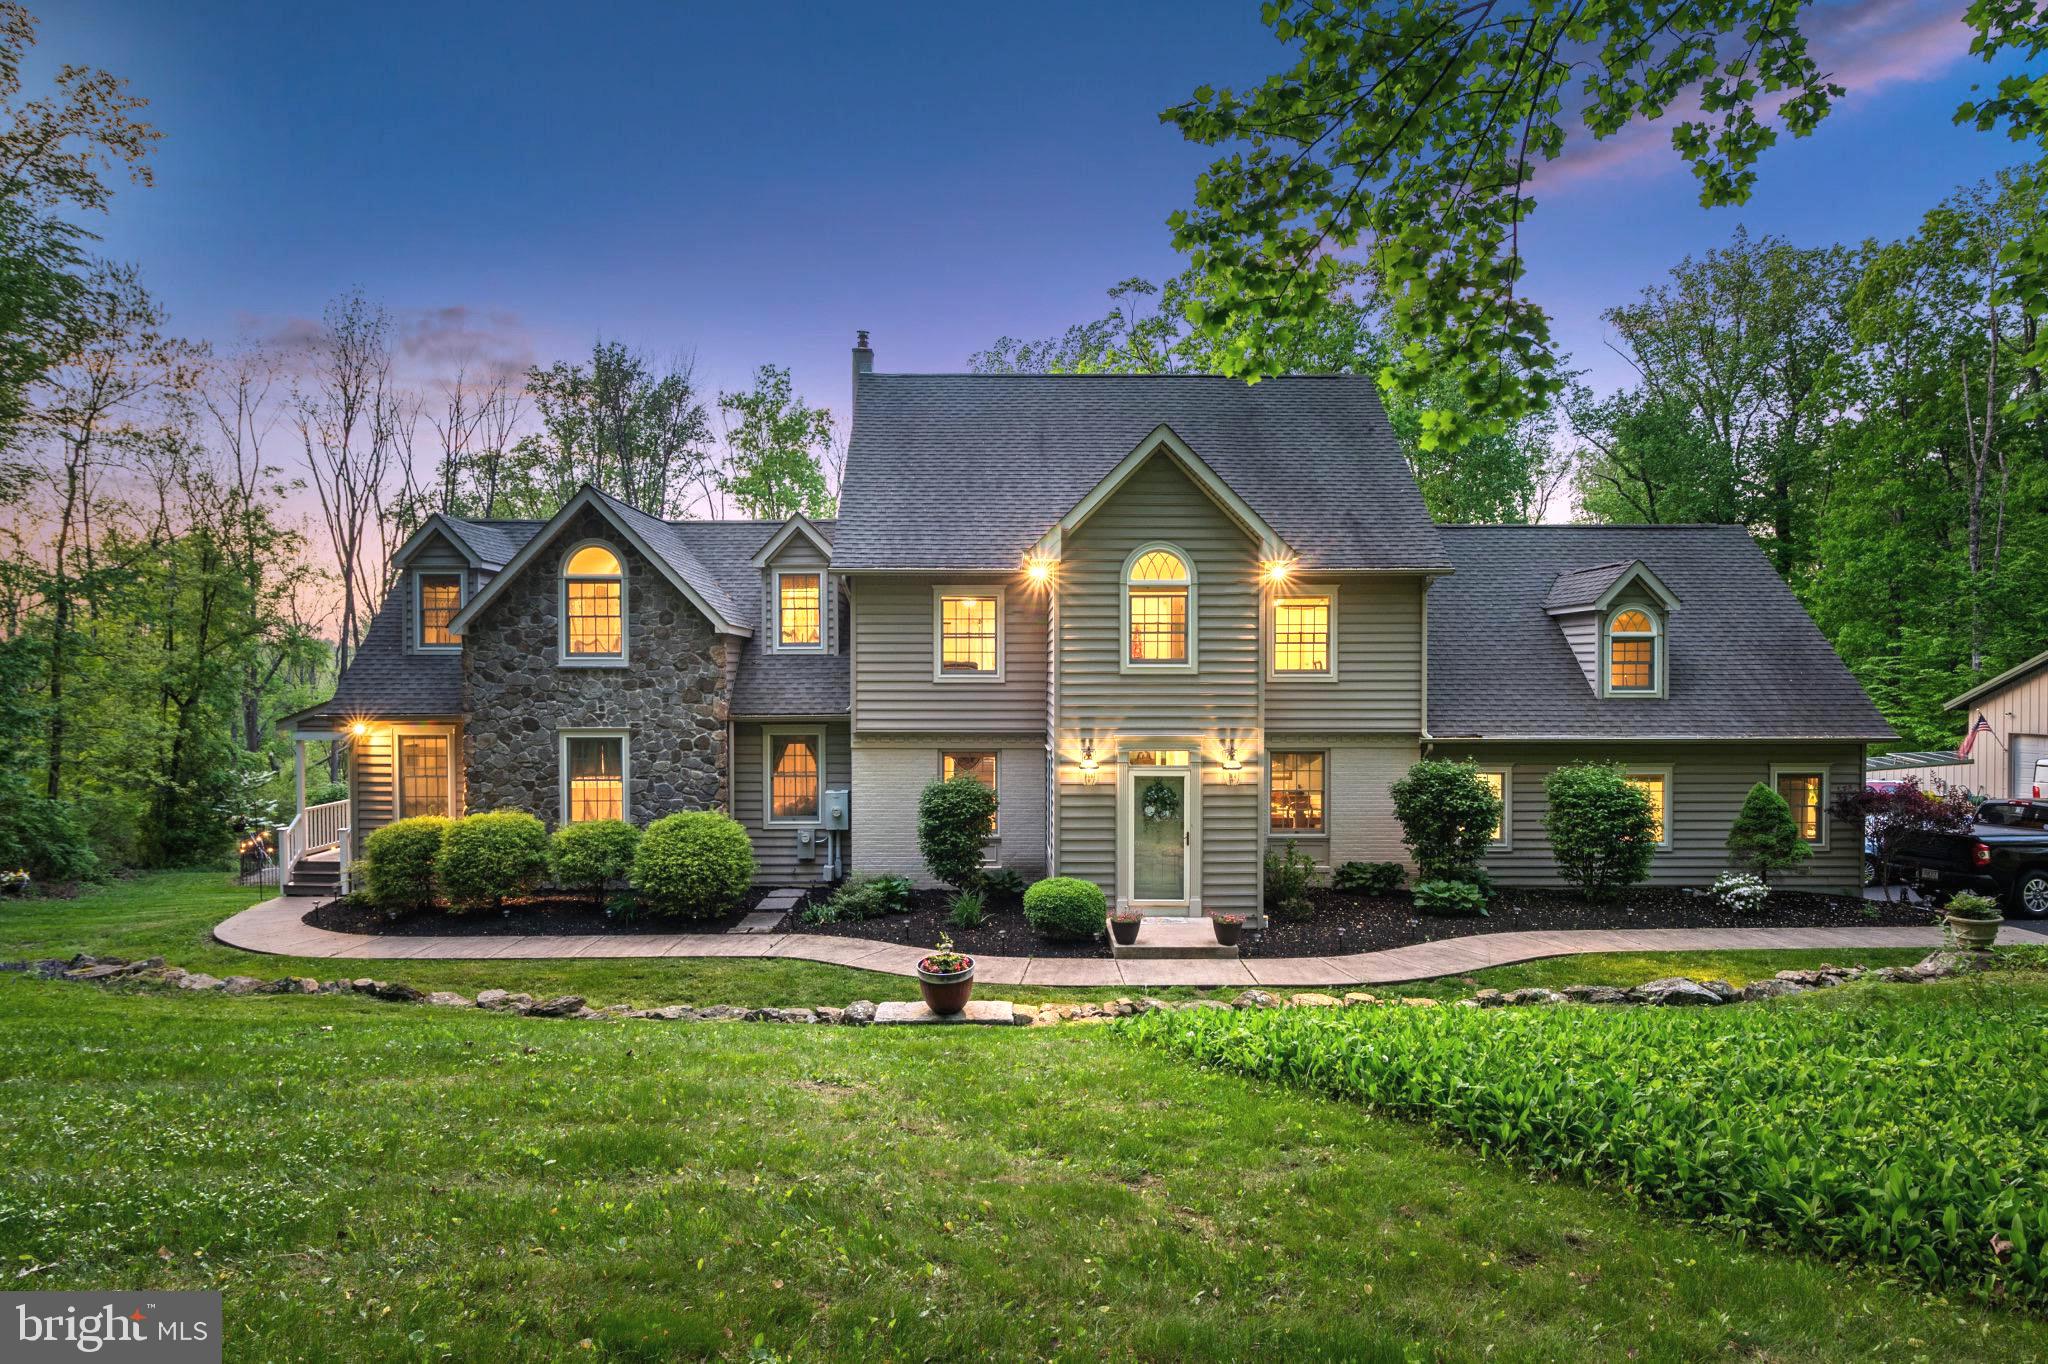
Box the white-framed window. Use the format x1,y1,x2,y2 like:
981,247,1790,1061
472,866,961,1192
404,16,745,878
1268,751,1325,834
396,732,454,817
1122,543,1196,672
764,728,824,825
1270,588,1336,678
932,588,1004,680
941,750,999,837
1623,766,1673,849
560,541,626,665
1604,606,1661,696
776,571,824,651
1770,764,1828,848
414,571,464,651
559,730,629,824
1475,765,1511,850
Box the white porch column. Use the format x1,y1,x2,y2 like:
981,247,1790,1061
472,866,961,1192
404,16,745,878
294,739,307,816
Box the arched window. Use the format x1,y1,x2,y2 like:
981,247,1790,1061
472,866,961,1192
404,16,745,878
1606,607,1659,694
562,542,625,661
1125,545,1194,669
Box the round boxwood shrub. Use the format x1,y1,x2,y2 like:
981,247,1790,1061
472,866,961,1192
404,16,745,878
632,811,756,918
549,818,641,906
435,810,550,911
918,775,998,890
1390,759,1501,883
1542,763,1656,899
361,815,450,911
1023,876,1106,941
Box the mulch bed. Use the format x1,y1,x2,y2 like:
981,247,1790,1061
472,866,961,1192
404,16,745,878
792,889,1108,957
304,885,809,937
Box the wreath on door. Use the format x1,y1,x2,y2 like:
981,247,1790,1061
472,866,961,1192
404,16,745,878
1140,778,1182,824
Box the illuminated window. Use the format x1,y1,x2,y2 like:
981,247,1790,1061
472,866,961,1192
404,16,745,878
1269,751,1324,833
1475,768,1509,846
943,750,999,834
1624,770,1670,847
778,572,822,650
562,543,624,659
769,733,821,822
416,573,462,648
1607,608,1659,693
1126,749,1191,766
1773,768,1825,845
563,735,626,823
1272,594,1331,674
398,735,450,816
938,593,1001,675
1126,547,1191,666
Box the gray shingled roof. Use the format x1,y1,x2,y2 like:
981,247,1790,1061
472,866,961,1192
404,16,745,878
1428,525,1894,741
284,581,463,725
1543,560,1635,612
731,638,850,716
444,517,539,568
833,373,1447,572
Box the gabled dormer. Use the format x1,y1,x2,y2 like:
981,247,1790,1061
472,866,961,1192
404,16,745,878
389,513,501,655
1544,560,1681,699
752,514,839,655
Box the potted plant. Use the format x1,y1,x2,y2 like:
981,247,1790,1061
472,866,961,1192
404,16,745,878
1944,890,2003,951
1210,912,1244,946
1110,907,1144,945
916,933,976,1014
0,868,29,898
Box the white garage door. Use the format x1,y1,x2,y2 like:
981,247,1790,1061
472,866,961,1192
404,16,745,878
2013,735,2048,798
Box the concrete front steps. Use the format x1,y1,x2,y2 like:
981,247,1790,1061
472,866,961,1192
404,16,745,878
1111,916,1239,961
283,849,341,899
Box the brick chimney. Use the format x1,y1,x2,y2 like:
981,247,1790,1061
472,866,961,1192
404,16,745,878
851,329,873,421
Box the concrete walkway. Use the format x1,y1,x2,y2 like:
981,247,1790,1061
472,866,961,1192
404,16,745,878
212,895,2004,988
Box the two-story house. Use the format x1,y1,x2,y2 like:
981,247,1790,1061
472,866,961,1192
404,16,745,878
281,335,1894,917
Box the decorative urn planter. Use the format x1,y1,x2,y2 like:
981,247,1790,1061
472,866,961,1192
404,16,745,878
1210,913,1244,947
916,935,975,1014
1946,909,2002,950
1110,911,1143,946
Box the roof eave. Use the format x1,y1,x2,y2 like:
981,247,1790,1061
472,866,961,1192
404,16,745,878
1944,647,2048,710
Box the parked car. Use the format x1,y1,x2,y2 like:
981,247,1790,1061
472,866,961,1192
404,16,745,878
1889,798,2048,917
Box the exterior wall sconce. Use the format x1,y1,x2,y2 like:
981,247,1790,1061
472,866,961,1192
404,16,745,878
1261,556,1296,585
1222,739,1243,784
1023,554,1058,587
1079,740,1098,785
350,721,367,737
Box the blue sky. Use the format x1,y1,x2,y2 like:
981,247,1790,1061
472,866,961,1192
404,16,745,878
40,0,2037,421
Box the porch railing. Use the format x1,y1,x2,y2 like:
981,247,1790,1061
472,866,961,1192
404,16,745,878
277,798,348,878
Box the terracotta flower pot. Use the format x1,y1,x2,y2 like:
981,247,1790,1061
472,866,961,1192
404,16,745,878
1211,917,1243,946
1110,916,1142,945
917,958,975,1014
1946,911,2001,951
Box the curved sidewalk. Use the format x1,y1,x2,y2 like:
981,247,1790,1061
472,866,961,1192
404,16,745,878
214,895,1972,989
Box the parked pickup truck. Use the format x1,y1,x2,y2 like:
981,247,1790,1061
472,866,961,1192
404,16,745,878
1888,799,2048,917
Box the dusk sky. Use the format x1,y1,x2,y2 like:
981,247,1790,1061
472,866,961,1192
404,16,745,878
42,0,2036,427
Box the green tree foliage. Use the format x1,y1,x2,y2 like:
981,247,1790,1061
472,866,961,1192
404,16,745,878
1725,782,1811,883
513,341,714,518
1543,764,1656,899
1389,759,1500,883
916,774,997,891
716,364,836,519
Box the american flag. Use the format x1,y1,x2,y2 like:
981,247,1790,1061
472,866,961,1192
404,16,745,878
1958,712,1993,758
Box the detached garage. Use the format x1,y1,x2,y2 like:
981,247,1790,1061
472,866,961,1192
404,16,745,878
1932,648,2048,799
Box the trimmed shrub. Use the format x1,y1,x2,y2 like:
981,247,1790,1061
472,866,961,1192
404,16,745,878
360,815,450,911
1726,782,1812,882
1264,840,1316,921
1023,876,1106,941
1412,878,1487,917
1333,860,1405,895
631,811,756,919
1389,760,1501,882
435,811,549,910
918,776,998,890
804,873,912,925
549,819,641,906
1542,763,1655,899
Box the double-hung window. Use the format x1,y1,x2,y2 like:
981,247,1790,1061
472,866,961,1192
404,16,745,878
935,590,1003,678
777,573,823,650
416,572,462,650
1125,546,1194,669
1606,608,1660,694
562,733,628,824
1475,767,1510,848
1623,768,1672,849
767,731,823,823
1772,766,1827,846
562,544,625,662
1269,751,1325,834
1271,592,1332,676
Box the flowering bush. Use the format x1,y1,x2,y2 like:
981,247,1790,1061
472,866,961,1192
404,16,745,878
1711,871,1769,914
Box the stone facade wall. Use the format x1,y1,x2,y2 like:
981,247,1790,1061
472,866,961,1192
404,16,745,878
463,506,730,823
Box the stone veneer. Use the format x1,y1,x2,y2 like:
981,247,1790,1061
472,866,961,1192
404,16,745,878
463,505,730,821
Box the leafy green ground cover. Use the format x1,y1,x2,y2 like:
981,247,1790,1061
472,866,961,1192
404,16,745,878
1130,974,2048,1308
3,978,2045,1361
0,871,1935,1007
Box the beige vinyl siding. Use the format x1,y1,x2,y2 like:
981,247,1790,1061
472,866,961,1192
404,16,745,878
349,727,396,840
1433,741,1867,889
1556,613,1598,691
848,737,1049,886
1924,664,2048,799
1266,577,1426,731
1054,453,1262,915
401,534,471,656
1264,736,1419,872
761,536,841,655
849,574,1047,733
734,722,852,885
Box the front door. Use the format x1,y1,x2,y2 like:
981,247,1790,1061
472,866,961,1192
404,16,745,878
1130,770,1188,904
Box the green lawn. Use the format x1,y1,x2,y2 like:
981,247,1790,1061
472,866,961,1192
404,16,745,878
0,871,1936,1007
3,976,2044,1361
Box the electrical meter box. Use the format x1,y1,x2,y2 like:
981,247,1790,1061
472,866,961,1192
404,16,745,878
823,788,850,831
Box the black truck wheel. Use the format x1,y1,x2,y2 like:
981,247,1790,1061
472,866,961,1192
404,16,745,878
2008,867,2048,919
